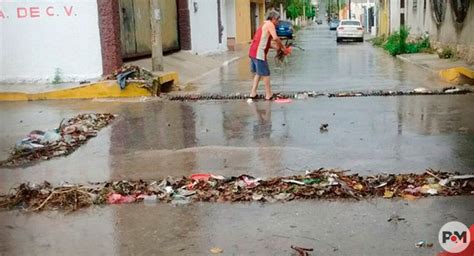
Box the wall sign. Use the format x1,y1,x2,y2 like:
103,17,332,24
0,5,77,20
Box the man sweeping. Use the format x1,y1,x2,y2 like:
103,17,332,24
249,10,288,100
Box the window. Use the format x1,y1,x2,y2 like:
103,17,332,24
341,21,361,26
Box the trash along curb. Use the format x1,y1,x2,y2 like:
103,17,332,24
0,71,178,102
1,169,472,211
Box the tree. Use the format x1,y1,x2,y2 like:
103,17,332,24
268,0,315,21
286,1,303,20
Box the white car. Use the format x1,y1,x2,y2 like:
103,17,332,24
336,20,364,43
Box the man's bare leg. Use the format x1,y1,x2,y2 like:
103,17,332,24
262,76,273,100
250,74,260,97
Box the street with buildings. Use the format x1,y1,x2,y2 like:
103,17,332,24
1,0,474,255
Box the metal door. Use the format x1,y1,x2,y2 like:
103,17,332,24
119,0,180,58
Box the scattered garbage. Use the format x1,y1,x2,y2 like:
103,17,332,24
0,113,115,167
107,193,136,204
209,247,224,254
1,170,472,211
414,87,430,93
415,240,433,248
444,88,462,93
295,92,309,100
320,123,329,132
190,173,212,181
387,215,405,222
275,98,292,103
106,65,156,92
138,194,158,205
291,245,313,256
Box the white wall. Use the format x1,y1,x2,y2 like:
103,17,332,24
405,0,432,36
189,0,227,55
389,0,402,33
225,0,236,37
0,0,103,83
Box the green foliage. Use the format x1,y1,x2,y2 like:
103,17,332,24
384,31,402,56
417,37,430,49
405,43,419,53
438,48,455,59
52,68,63,84
281,0,316,20
327,0,345,16
383,26,432,56
370,35,386,47
287,1,303,20
306,4,316,19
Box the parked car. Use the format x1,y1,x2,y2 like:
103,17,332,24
336,19,364,42
329,19,339,30
276,20,293,39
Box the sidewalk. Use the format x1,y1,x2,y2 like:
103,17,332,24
0,49,247,101
126,49,247,86
397,53,474,85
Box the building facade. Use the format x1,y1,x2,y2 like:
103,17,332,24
0,0,266,83
381,0,473,63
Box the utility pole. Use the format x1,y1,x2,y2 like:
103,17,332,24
349,0,352,19
337,0,339,19
150,0,163,71
328,0,331,19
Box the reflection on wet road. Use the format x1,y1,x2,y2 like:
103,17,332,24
1,22,473,256
1,95,473,192
192,24,451,94
1,197,473,255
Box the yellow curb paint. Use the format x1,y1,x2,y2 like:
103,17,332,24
0,72,178,101
439,67,474,85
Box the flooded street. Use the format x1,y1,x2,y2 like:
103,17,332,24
1,22,473,256
192,24,451,94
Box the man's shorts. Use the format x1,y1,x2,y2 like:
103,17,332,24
250,57,270,76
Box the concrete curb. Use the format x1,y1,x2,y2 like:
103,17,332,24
396,54,474,85
0,72,178,101
396,55,437,75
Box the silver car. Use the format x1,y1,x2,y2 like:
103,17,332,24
336,19,364,42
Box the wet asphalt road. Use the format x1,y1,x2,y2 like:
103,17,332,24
0,24,473,255
192,24,451,94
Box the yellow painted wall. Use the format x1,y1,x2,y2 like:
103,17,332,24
258,2,265,25
379,0,390,36
235,0,265,45
235,0,251,44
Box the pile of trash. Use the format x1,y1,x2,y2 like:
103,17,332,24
1,169,472,211
0,113,115,167
105,65,155,91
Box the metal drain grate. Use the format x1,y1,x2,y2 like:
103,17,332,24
167,89,472,101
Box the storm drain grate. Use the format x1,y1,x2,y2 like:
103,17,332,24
168,89,472,101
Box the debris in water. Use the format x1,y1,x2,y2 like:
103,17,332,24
415,240,433,248
0,170,472,211
210,247,224,254
320,123,329,132
291,245,313,256
0,113,115,167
